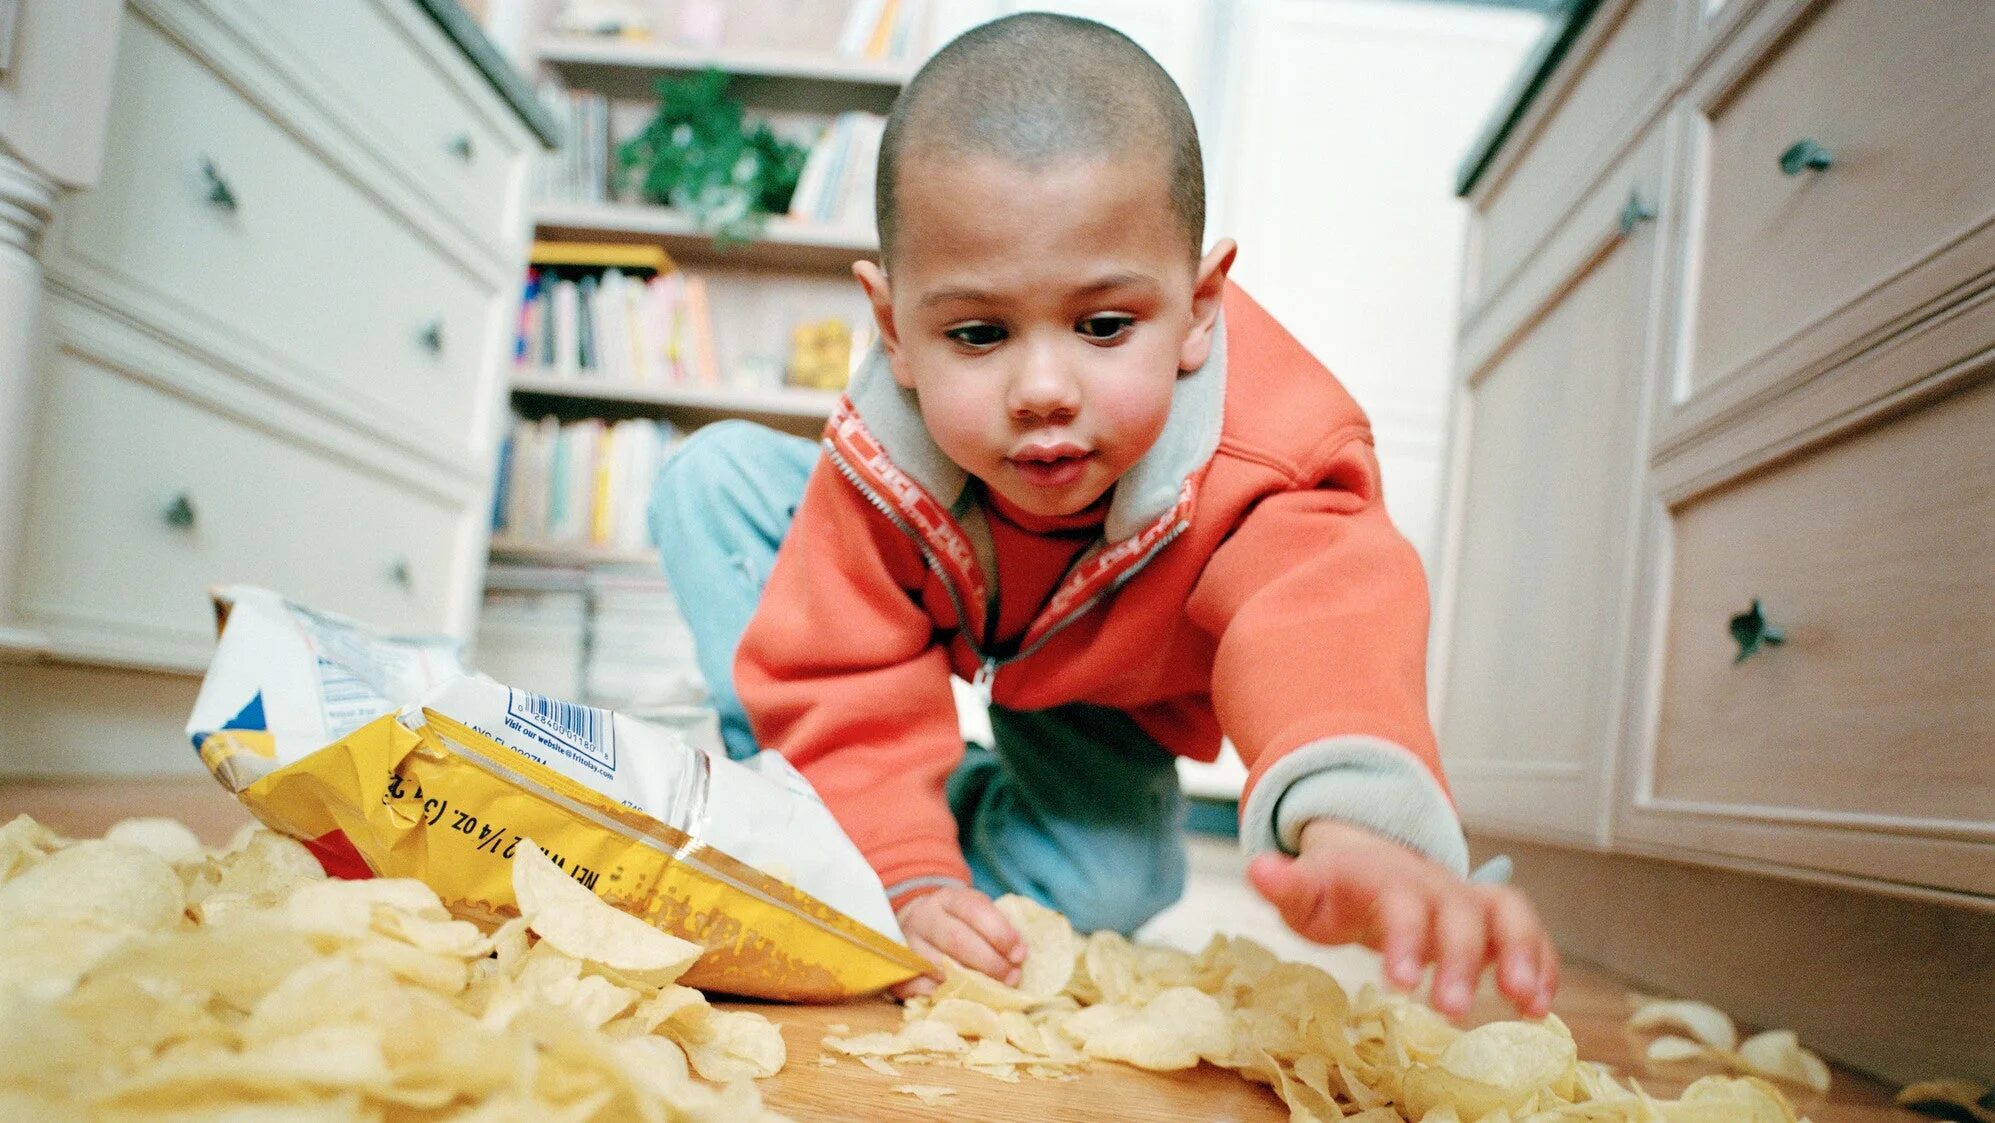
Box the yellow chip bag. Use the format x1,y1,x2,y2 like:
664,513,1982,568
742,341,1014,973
187,587,926,999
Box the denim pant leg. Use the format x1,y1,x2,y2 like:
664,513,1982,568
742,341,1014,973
947,703,1187,935
645,420,819,760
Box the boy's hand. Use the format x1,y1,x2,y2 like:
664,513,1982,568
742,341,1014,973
891,884,1027,999
1246,819,1558,1021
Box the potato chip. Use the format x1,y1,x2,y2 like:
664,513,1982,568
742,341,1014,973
1062,986,1232,1071
893,1083,959,1105
1895,1078,1995,1123
1646,1034,1712,1063
1630,998,1738,1052
933,954,1042,1012
858,1055,903,1078
0,814,61,884
513,839,703,985
661,1003,787,1082
0,817,795,1122
102,817,206,868
994,894,1082,998
0,839,184,934
928,996,1007,1040
1737,1029,1831,1093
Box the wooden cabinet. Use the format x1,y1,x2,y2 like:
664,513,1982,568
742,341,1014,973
1437,128,1666,846
0,0,546,774
1440,0,1994,906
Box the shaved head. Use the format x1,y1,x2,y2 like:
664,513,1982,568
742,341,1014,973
876,12,1205,265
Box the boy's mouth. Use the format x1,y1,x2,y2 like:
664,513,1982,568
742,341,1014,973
1007,443,1094,488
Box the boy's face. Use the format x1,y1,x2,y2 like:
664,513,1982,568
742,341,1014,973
855,152,1234,519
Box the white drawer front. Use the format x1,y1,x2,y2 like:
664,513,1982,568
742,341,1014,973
217,0,524,243
1685,0,1995,396
17,344,462,665
51,11,497,457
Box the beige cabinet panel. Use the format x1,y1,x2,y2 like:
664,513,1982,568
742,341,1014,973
18,343,460,669
216,0,525,245
1683,0,1995,397
1438,196,1656,844
48,11,498,459
1469,0,1672,310
1642,376,1995,893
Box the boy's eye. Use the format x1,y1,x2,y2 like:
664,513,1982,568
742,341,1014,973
946,323,1007,348
1076,315,1134,341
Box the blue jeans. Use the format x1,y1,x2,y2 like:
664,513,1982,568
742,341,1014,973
646,420,1187,934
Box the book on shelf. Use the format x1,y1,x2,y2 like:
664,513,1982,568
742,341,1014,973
494,415,683,554
785,110,886,229
535,81,611,204
836,0,926,60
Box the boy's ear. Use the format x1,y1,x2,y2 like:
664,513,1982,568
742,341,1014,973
1179,238,1237,373
853,260,915,388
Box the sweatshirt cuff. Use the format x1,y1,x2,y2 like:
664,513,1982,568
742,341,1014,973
884,875,969,911
1239,735,1469,877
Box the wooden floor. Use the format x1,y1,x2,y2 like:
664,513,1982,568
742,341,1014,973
725,960,1915,1122
1,776,1917,1120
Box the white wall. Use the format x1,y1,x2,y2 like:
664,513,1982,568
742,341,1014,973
1208,0,1542,566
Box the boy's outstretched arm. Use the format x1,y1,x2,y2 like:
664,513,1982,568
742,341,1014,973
1247,818,1558,1020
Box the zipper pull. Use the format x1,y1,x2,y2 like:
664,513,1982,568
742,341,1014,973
971,657,998,706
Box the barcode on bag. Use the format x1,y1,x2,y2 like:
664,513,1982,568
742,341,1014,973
505,689,616,772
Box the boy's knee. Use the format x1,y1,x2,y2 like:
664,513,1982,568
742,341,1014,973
648,420,781,531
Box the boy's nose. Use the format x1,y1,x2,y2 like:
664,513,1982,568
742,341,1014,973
1007,345,1081,423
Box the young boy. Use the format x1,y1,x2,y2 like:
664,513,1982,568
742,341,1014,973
648,13,1556,1018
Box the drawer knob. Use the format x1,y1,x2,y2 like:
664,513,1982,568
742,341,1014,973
389,557,413,589
1778,139,1833,176
447,133,476,163
163,493,198,530
1617,189,1655,236
199,157,239,212
418,319,445,356
1729,598,1786,663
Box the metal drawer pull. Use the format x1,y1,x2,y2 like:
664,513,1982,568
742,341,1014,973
1617,189,1655,236
163,493,198,530
418,319,445,356
200,158,238,211
389,557,413,588
1729,598,1785,663
448,133,476,163
1778,139,1833,176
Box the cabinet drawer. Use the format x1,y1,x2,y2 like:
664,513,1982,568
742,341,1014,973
1684,0,1995,397
1647,376,1995,893
1468,0,1671,309
17,343,462,667
50,11,496,455
217,0,523,243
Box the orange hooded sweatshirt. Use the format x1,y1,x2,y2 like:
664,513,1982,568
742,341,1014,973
734,283,1468,906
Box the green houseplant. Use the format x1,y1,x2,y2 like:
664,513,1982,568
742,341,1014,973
616,69,809,247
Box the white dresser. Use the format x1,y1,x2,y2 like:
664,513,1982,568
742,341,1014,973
1436,0,1993,906
0,0,550,773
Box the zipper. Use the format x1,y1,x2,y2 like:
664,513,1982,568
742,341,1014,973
824,440,1191,706
971,656,998,705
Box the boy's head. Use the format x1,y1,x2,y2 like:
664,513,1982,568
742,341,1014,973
854,12,1235,520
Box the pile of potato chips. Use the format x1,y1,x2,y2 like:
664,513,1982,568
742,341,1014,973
823,895,1810,1121
1629,998,1831,1094
0,815,791,1121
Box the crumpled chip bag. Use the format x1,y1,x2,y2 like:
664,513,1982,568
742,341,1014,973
187,586,926,1000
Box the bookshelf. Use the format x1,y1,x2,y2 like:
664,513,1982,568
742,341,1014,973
489,537,659,568
534,202,877,271
511,371,838,436
484,0,927,727
538,37,914,98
